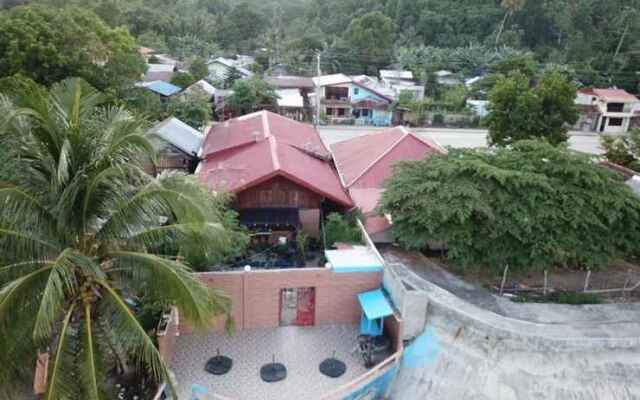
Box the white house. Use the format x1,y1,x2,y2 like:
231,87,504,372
379,70,424,101
574,88,640,134
207,57,254,84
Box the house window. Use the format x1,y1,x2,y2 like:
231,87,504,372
361,109,370,117
354,88,360,95
609,118,624,126
325,87,348,100
607,103,624,113
337,108,346,117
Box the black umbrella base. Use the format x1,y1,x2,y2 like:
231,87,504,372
205,355,233,375
319,358,347,378
260,362,287,382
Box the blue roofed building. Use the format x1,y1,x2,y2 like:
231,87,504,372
145,80,182,98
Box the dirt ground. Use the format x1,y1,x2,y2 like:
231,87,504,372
429,254,640,303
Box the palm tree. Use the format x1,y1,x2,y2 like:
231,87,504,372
0,78,239,399
495,0,526,47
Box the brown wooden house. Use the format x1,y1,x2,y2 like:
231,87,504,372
198,111,352,241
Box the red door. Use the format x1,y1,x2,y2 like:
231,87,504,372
295,288,315,326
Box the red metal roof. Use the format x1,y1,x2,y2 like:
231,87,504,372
330,127,445,189
202,111,329,159
593,89,639,102
349,188,383,214
363,214,392,235
199,111,352,207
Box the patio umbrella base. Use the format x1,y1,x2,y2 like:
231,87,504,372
319,358,346,378
205,356,233,375
260,363,287,382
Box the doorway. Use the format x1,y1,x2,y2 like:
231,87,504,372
280,287,315,326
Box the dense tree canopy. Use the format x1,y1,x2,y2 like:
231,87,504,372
486,71,578,146
12,0,636,91
0,5,145,90
380,141,640,273
226,77,278,116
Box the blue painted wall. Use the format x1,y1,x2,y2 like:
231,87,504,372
350,84,393,126
341,365,398,400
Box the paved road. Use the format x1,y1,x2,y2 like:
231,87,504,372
318,125,605,155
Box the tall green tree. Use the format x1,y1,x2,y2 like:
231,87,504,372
0,5,145,89
0,78,242,398
226,77,278,116
167,94,212,129
342,11,395,74
380,140,640,272
486,70,578,146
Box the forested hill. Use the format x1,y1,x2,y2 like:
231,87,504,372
2,0,639,91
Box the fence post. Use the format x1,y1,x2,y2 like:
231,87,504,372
499,265,509,296
583,269,591,292
543,270,548,296
623,268,632,295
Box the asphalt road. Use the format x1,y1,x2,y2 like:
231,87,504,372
318,125,605,155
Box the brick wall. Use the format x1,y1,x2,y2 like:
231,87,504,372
191,268,382,332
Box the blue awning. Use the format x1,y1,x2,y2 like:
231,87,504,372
358,289,393,320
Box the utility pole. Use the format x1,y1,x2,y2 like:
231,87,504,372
315,52,321,127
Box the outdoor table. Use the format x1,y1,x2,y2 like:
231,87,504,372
319,351,346,378
205,349,233,375
260,355,287,382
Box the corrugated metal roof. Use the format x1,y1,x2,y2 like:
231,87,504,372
331,127,444,188
149,117,204,155
593,89,639,103
312,74,352,87
185,80,217,97
265,75,314,89
199,111,352,207
209,57,253,77
146,81,182,97
380,70,413,80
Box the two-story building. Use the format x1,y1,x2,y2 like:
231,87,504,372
313,74,395,126
574,88,640,133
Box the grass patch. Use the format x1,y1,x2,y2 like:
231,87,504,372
513,291,602,305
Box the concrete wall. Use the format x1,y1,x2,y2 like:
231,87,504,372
188,268,382,333
383,263,429,340
388,263,640,400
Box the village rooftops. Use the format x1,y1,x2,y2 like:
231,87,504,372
593,88,639,103
143,63,175,82
312,73,352,87
331,126,445,189
145,80,182,97
184,79,217,97
578,88,640,103
199,110,352,207
265,75,314,89
148,117,203,155
380,70,414,81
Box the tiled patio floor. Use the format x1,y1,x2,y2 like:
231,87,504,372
170,324,368,400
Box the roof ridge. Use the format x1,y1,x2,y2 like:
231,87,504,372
345,128,407,188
